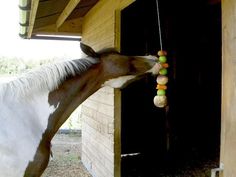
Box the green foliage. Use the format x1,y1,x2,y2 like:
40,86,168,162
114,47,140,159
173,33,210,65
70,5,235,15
0,56,55,75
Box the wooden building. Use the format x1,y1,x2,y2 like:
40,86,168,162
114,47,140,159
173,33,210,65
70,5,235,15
19,0,236,176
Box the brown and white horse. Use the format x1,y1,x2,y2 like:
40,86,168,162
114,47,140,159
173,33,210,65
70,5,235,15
0,43,159,177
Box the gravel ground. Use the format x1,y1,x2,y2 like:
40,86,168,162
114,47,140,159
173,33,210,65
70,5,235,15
42,133,219,177
42,133,92,177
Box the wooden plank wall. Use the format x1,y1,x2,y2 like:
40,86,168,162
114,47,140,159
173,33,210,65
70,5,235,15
221,0,236,176
82,0,134,51
82,87,115,177
81,0,134,177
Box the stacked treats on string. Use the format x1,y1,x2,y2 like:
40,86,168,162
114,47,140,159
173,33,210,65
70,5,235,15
153,50,168,108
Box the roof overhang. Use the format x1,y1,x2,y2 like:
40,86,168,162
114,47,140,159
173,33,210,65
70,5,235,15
19,0,99,40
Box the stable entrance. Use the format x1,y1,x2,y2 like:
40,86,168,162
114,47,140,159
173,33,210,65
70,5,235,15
120,0,221,176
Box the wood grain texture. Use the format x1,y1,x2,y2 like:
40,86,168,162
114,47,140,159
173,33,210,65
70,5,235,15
56,0,81,28
28,0,40,38
221,0,236,176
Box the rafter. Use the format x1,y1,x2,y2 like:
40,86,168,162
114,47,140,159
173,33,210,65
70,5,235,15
34,17,83,35
56,0,81,28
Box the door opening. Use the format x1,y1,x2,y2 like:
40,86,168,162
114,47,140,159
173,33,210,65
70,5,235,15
120,0,221,176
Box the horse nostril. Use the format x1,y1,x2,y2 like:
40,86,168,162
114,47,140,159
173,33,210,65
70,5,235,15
129,62,137,74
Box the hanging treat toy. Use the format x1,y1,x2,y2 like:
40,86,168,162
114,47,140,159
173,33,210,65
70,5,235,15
153,51,169,108
152,0,169,108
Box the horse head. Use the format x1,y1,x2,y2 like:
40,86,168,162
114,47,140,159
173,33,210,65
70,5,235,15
80,43,159,88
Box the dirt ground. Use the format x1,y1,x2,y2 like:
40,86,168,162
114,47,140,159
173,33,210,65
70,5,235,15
41,133,219,177
42,133,92,177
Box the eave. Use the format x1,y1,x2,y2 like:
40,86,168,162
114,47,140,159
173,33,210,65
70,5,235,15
19,0,99,40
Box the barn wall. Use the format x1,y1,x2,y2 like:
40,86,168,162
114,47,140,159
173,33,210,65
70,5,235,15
80,0,134,177
221,0,236,176
81,87,115,177
82,0,135,51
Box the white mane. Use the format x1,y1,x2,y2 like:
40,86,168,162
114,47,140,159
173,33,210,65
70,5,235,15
0,57,99,100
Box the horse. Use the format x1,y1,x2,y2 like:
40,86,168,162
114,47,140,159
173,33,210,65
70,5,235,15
0,43,159,177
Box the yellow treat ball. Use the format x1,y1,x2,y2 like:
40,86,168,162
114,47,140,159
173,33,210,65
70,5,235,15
159,56,167,63
159,68,168,75
157,89,166,96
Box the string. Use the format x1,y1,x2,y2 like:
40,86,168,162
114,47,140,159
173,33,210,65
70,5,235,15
155,0,163,50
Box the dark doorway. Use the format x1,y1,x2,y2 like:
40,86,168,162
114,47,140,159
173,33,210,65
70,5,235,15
120,0,221,176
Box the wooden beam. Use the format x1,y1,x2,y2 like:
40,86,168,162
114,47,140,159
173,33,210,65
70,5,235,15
34,17,83,35
114,89,121,177
221,0,236,176
56,0,81,28
27,0,40,38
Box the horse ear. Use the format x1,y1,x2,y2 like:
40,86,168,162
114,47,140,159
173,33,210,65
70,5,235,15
80,43,98,57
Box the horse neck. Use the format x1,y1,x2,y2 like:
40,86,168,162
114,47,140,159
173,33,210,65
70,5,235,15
46,64,105,139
